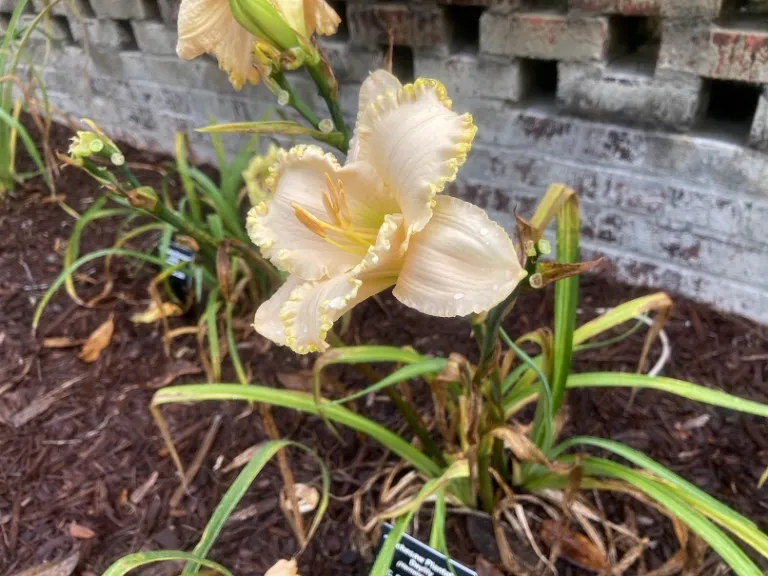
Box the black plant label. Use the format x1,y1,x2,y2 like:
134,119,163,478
373,523,476,576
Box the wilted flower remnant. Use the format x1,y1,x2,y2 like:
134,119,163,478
248,70,527,354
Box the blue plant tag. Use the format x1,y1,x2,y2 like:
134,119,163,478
374,523,477,576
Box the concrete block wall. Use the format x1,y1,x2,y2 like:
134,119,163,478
6,0,768,322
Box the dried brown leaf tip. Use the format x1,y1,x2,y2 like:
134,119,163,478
540,519,610,572
79,313,114,363
68,522,96,540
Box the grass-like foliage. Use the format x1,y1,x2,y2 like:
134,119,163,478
149,185,768,576
33,124,280,380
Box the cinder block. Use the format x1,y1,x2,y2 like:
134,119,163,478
32,0,93,17
557,62,704,130
749,86,768,152
480,11,610,61
661,0,722,17
131,20,177,55
89,0,157,20
0,0,32,13
414,51,524,103
19,14,72,43
317,39,385,84
659,20,768,83
568,0,661,14
347,4,451,48
69,18,134,49
157,0,180,25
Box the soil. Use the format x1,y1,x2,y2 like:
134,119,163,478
1,120,767,576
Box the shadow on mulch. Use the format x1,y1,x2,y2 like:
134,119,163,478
1,120,766,575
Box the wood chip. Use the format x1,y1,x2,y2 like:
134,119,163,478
224,444,263,473
130,471,159,504
277,370,313,391
10,375,87,428
79,314,114,363
11,551,79,576
143,362,201,390
42,337,84,349
68,522,96,540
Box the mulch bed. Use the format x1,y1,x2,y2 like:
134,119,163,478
1,121,767,575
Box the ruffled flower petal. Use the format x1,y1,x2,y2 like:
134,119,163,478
348,70,402,162
353,78,477,239
177,0,260,90
393,196,526,317
252,275,302,345
280,215,404,354
247,145,389,281
301,0,341,35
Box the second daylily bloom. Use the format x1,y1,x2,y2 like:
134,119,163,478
248,70,527,354
176,0,340,89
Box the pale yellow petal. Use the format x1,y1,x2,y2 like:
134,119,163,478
248,145,396,281
176,0,259,90
393,196,526,317
353,78,477,239
280,216,403,354
348,70,402,162
297,0,340,36
265,559,299,576
253,275,302,345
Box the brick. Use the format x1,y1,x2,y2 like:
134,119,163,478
131,20,177,55
568,0,661,14
414,51,524,103
19,14,72,43
557,62,704,130
89,0,157,20
480,12,610,61
347,4,450,48
317,39,385,83
749,86,768,151
659,21,768,83
32,0,93,17
69,18,134,48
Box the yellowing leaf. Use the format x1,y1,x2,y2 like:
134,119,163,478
79,314,114,363
131,301,184,324
265,559,299,576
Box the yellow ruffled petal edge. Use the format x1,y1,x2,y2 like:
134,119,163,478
246,144,346,276
357,77,478,246
279,214,402,354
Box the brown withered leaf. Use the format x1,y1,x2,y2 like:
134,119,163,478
277,371,313,391
130,301,184,324
536,260,603,287
11,551,79,576
42,337,84,349
280,483,320,514
79,314,114,363
68,522,96,540
540,520,610,572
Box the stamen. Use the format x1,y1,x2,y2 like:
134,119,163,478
291,203,326,238
324,173,340,213
322,191,343,226
337,179,351,225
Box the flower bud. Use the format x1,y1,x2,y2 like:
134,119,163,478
229,0,300,52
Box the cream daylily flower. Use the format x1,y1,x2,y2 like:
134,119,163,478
176,0,340,90
247,70,527,354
